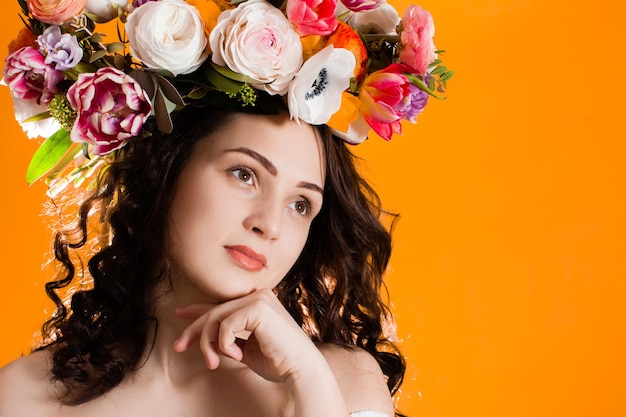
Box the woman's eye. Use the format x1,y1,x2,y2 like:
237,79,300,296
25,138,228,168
231,167,254,185
290,200,311,216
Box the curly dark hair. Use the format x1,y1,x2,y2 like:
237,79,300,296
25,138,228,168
38,104,405,409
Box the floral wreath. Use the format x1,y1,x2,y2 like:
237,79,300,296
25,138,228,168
2,0,452,189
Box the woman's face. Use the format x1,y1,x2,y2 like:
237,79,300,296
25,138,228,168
167,112,325,303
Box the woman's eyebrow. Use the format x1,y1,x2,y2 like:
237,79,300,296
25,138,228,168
297,181,323,196
224,147,323,195
224,147,277,175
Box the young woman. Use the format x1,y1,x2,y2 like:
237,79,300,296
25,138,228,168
0,0,449,414
0,104,404,416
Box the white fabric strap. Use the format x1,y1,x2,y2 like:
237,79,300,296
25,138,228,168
350,411,390,417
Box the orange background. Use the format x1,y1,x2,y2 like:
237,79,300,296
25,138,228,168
1,1,625,416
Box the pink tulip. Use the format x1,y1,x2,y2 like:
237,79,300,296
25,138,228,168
2,46,63,105
67,67,152,155
398,4,436,74
339,0,383,12
359,65,412,141
287,0,338,36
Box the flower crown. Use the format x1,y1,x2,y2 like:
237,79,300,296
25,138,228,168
2,0,452,187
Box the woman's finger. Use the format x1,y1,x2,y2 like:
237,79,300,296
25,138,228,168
174,303,213,320
173,313,208,349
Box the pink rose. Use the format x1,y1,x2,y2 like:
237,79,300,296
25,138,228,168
27,0,88,25
2,46,63,105
398,4,436,74
287,0,338,36
209,0,303,95
359,64,412,141
67,67,153,155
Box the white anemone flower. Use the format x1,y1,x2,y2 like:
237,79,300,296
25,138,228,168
288,46,356,125
330,114,371,144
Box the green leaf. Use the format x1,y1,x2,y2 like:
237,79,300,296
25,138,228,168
84,12,110,24
428,76,436,91
430,66,448,75
428,59,443,67
82,143,90,160
113,55,131,71
154,73,185,106
203,65,244,95
26,129,73,185
129,69,156,99
22,111,51,123
18,0,28,15
187,85,209,100
73,62,98,74
154,88,173,134
210,62,265,84
105,42,126,54
90,33,105,43
405,74,445,100
89,50,107,63
439,71,454,82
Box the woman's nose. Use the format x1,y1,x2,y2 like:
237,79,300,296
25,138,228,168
243,194,282,240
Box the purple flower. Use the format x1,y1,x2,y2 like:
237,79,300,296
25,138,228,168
37,26,83,71
67,67,153,155
2,46,64,105
396,82,429,123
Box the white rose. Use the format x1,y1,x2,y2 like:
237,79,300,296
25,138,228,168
287,46,355,125
85,0,128,22
209,0,303,96
126,0,209,76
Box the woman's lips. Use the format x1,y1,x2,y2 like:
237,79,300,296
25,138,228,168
224,245,267,272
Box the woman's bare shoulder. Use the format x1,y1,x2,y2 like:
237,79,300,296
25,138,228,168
0,350,60,416
318,344,395,417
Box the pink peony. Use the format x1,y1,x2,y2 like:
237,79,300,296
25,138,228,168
27,0,88,25
398,4,436,74
2,46,63,105
67,67,152,155
359,64,412,141
286,0,338,36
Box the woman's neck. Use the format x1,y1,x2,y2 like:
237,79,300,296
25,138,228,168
138,283,247,387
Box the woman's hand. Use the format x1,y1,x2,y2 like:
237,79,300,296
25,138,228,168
172,289,393,417
172,289,320,384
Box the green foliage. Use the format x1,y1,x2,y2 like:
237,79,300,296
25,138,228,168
26,129,73,185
